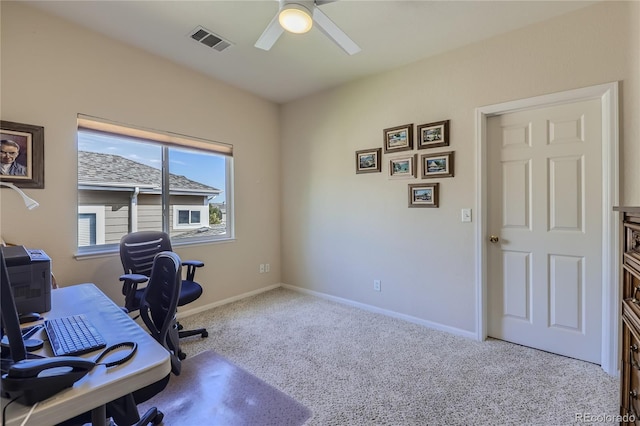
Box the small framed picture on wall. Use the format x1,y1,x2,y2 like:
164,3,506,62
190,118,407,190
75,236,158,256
383,124,413,154
417,120,449,150
420,151,454,179
388,154,417,179
408,182,439,208
355,148,382,174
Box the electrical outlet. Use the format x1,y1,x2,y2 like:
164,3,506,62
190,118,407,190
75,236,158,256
265,263,270,273
259,264,265,273
373,279,381,292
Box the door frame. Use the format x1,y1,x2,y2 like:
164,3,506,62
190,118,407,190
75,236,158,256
474,82,619,375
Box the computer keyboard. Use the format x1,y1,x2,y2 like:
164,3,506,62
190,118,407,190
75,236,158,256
44,314,107,357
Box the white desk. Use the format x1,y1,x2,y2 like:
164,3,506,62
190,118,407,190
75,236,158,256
1,283,171,426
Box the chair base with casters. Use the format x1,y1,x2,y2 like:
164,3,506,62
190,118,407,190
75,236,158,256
179,325,208,339
104,380,169,426
137,407,164,425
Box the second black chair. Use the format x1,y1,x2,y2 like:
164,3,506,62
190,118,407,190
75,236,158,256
139,251,184,380
119,231,208,352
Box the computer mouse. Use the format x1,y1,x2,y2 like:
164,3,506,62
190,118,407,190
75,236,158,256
19,312,42,324
23,338,44,352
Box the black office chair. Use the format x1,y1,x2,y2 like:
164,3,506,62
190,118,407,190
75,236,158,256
58,251,184,426
133,251,185,425
119,231,208,353
139,251,183,378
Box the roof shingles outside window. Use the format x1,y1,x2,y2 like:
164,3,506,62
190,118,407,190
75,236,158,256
78,151,227,243
78,151,220,195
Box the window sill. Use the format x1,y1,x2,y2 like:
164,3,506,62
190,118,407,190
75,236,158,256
74,236,235,260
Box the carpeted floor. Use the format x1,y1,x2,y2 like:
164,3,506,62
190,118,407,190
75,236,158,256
172,287,618,425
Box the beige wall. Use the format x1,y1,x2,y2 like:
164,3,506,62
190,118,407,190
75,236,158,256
0,2,282,305
280,1,640,333
1,2,638,334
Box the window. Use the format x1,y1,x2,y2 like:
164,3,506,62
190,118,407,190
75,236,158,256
76,115,233,254
173,205,208,229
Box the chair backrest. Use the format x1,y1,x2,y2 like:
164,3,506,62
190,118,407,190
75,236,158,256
139,251,182,376
120,231,173,277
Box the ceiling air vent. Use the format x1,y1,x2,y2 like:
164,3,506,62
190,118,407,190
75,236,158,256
189,26,233,52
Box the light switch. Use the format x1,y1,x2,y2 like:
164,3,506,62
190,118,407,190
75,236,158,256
461,208,472,223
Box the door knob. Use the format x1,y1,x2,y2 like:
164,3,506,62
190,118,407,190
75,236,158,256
489,235,500,243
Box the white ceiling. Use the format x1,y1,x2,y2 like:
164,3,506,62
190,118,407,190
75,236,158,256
24,0,596,104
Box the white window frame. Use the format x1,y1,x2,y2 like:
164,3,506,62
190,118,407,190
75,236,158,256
75,114,235,257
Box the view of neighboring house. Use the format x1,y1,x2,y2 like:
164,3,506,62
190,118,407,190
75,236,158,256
78,151,223,246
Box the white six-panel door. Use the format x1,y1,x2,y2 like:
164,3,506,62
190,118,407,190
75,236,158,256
486,98,602,363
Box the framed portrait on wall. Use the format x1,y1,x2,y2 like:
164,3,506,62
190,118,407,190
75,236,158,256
0,120,44,188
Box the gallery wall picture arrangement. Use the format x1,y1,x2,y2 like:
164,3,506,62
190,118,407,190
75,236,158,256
355,148,382,174
0,120,44,188
388,153,417,179
383,124,413,154
420,151,454,179
408,182,439,208
417,120,449,149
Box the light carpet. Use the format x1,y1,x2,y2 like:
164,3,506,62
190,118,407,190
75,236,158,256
138,350,311,425
173,288,618,425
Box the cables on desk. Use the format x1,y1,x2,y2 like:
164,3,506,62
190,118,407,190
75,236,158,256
93,342,138,368
2,397,39,426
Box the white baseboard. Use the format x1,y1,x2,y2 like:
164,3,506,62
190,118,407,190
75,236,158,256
281,283,477,340
177,282,476,341
176,283,281,319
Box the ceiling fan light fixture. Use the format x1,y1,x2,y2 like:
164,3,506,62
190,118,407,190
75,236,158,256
278,4,313,34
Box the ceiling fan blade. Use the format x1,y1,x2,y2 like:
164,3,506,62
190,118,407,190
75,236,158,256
312,7,361,55
255,13,285,51
315,0,338,5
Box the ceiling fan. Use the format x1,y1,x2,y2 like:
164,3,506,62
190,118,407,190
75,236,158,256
255,0,361,55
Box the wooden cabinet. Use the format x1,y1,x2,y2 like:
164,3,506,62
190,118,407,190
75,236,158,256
617,206,640,423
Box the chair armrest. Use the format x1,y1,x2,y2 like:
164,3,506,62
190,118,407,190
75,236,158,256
182,260,204,268
182,260,204,282
119,274,149,310
119,273,149,284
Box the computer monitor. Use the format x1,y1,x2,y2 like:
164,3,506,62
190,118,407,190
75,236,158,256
1,249,28,371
